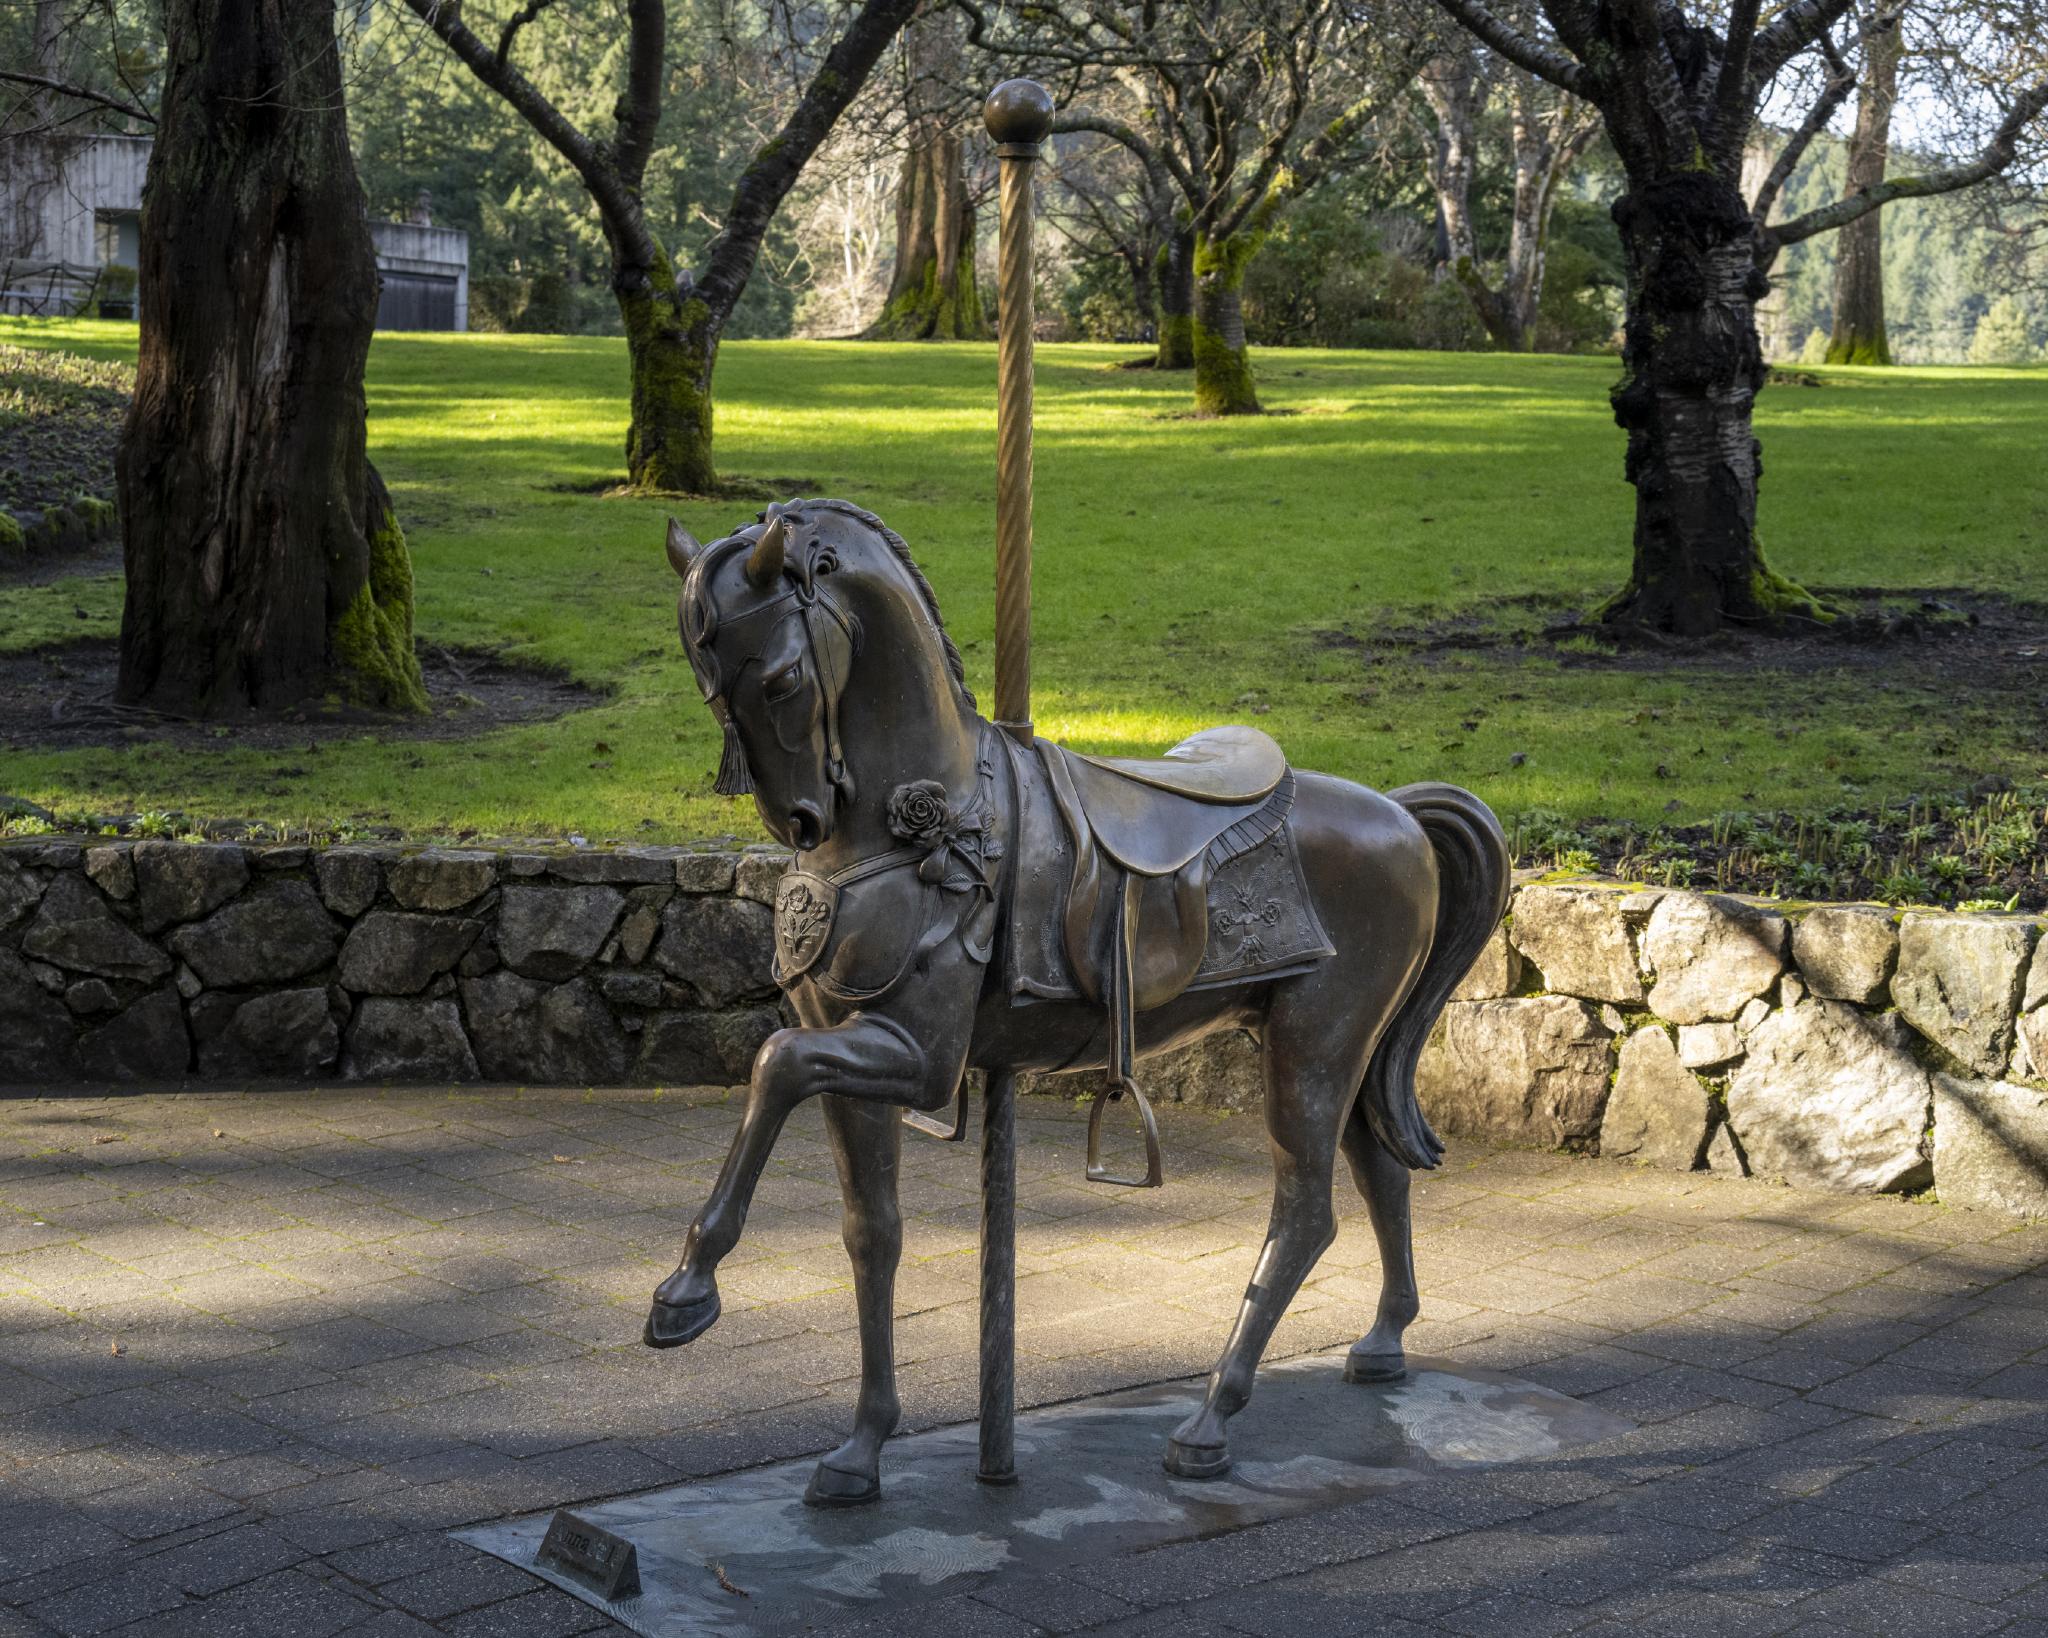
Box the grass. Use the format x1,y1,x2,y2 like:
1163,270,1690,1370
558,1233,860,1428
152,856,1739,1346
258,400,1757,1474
2,316,2045,866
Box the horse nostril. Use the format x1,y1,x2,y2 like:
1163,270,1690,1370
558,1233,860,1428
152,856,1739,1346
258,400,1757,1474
790,804,823,850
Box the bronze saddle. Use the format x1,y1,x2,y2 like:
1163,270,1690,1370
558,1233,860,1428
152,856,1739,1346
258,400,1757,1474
1036,725,1294,1185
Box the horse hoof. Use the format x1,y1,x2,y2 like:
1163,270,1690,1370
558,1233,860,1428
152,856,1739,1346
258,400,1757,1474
1345,1349,1407,1384
804,1462,881,1509
643,1290,720,1349
1163,1437,1232,1480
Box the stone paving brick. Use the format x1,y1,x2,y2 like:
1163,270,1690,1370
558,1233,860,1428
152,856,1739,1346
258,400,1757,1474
1,1086,2045,1636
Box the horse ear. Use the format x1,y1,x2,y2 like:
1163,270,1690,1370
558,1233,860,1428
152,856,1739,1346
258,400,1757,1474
665,517,700,579
745,509,788,589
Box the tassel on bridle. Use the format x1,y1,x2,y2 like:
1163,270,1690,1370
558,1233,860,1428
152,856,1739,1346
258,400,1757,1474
714,713,753,796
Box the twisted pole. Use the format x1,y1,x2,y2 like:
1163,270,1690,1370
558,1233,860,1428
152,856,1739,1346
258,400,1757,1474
986,77,1051,742
977,77,1050,1490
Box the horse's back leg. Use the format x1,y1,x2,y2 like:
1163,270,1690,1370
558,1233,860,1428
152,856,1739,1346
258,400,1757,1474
806,1093,904,1508
1339,1107,1419,1382
1164,977,1401,1477
1167,783,1436,1478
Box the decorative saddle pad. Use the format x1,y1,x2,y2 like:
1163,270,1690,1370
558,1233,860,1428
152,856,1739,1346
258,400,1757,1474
1000,734,1333,1007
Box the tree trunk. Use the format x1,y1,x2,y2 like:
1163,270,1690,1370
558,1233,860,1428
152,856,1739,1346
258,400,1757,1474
1600,174,1832,635
1122,241,1157,342
865,129,986,339
1826,12,1901,365
116,0,423,716
618,249,718,493
1193,234,1259,414
1156,226,1195,368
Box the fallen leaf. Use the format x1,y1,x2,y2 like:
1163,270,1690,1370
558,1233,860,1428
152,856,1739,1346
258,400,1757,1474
710,1562,749,1598
109,1341,124,1356
551,1155,583,1165
90,1133,123,1145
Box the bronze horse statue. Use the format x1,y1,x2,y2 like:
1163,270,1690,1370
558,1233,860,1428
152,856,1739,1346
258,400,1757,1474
646,498,1508,1506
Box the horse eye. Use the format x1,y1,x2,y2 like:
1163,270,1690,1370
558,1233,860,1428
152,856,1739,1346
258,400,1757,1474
763,659,804,703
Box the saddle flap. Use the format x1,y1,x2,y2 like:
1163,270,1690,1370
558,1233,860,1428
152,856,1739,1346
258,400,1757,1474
1046,737,1276,879
1076,726,1286,806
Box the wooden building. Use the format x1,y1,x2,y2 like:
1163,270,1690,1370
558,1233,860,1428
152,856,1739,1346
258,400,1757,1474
1,135,469,330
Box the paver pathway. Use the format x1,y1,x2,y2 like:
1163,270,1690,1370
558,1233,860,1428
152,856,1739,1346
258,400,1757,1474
1,1085,2043,1637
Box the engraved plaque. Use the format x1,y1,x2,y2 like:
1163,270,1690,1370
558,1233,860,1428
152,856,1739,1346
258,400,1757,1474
536,1509,640,1600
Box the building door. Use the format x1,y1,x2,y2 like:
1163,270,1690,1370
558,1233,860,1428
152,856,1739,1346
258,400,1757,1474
376,272,458,331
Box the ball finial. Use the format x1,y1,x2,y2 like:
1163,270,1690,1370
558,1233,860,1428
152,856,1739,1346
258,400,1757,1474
983,78,1053,149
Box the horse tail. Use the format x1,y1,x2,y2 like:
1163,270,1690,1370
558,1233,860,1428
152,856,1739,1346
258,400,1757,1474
1359,782,1512,1171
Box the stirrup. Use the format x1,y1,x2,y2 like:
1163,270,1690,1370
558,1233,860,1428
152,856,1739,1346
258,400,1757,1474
1086,1075,1162,1188
903,1075,969,1141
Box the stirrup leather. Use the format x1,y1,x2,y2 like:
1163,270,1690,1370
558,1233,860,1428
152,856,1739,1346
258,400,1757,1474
1086,873,1164,1187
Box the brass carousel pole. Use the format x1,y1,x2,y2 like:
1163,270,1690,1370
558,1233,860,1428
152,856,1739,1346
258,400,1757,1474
977,76,1051,1488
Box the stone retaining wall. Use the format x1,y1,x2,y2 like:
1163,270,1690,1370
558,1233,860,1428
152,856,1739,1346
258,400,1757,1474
4,838,2044,1215
1,838,791,1094
1429,882,2048,1215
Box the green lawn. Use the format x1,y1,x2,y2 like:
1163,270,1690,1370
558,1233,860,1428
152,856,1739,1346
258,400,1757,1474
3,317,2045,856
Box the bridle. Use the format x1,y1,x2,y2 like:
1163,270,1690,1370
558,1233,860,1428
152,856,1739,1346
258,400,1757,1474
684,507,861,808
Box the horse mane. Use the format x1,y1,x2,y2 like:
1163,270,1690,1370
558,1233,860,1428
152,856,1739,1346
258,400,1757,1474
799,498,976,712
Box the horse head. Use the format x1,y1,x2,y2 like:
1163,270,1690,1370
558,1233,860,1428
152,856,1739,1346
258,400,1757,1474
665,500,977,853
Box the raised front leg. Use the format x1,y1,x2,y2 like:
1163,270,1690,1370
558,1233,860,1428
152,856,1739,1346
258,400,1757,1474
645,1013,938,1349
805,1094,905,1508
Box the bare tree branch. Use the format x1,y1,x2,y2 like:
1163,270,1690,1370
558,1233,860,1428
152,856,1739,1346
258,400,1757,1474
0,67,153,123
1749,37,1854,227
399,0,656,268
1051,107,1200,202
1426,0,1584,96
695,0,920,316
1750,0,1859,84
610,0,664,188
493,0,560,66
1708,0,1762,157
1767,75,2048,249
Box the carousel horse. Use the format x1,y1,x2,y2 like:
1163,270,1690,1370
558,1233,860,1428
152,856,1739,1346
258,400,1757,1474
645,498,1509,1506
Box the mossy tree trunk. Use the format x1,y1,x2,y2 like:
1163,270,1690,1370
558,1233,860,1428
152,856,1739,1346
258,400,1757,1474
618,250,718,494
116,0,424,716
1599,174,1830,636
865,129,987,339
407,0,918,499
1826,10,1900,366
1193,233,1259,415
1156,226,1195,368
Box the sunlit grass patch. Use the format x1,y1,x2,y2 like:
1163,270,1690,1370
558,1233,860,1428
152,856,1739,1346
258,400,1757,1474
1,316,2044,852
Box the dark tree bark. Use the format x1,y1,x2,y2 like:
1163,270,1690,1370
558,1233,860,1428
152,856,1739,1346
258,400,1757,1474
1156,225,1194,367
866,128,987,338
407,0,918,493
1826,9,1901,365
115,0,423,716
1430,0,2048,635
1601,173,1824,634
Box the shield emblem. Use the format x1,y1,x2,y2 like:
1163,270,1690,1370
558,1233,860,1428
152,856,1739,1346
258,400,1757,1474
773,871,839,981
